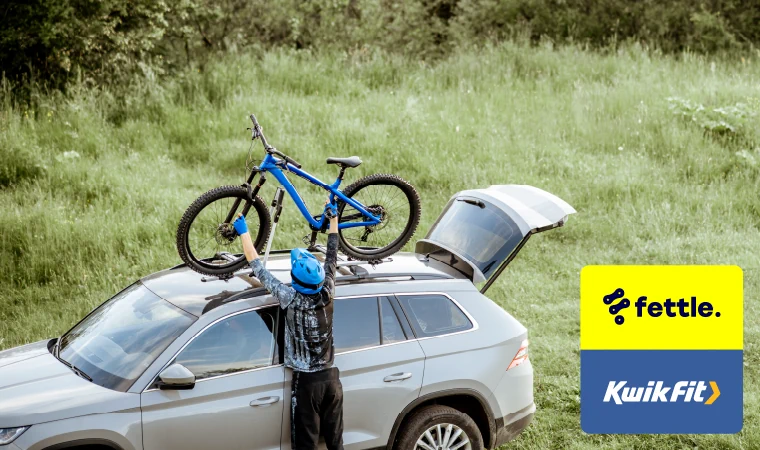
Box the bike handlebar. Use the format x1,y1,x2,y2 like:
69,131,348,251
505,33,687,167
250,113,302,169
270,148,302,169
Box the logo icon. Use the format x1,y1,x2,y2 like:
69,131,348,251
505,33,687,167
603,288,630,325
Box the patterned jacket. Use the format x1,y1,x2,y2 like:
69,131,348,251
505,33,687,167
249,234,338,372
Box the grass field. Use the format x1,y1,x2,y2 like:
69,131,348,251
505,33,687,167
1,42,759,448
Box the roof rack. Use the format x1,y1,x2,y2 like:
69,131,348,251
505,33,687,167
212,270,455,307
197,247,394,282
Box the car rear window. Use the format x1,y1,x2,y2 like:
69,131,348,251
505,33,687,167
397,294,472,338
333,296,381,353
426,197,524,279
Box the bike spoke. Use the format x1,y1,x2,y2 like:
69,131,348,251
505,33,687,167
187,194,258,267
195,233,218,255
340,183,411,252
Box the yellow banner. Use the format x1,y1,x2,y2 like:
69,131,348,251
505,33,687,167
580,265,743,350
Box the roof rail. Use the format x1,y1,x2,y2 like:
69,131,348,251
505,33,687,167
169,250,293,270
213,270,455,307
194,249,395,282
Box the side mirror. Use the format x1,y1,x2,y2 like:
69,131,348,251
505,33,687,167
157,363,196,390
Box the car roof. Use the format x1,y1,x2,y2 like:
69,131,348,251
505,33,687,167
140,251,469,317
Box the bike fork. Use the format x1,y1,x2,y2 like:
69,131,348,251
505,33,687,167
224,172,267,224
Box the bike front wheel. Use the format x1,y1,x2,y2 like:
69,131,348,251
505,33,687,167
176,185,272,276
338,174,421,260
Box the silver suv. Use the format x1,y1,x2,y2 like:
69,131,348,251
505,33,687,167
0,185,574,450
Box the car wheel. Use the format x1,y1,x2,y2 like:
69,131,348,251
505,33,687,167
395,405,484,450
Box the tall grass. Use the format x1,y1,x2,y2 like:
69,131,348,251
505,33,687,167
1,42,759,448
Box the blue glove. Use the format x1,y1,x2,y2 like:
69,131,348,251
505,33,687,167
233,214,249,235
324,202,338,219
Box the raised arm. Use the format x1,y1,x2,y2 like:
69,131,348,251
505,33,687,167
234,214,296,308
236,214,260,263
323,202,339,298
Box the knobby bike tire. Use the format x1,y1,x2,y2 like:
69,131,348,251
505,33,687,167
176,185,272,276
337,174,421,260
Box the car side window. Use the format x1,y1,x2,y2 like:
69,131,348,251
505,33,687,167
333,296,380,353
397,294,472,338
381,297,406,345
175,308,277,380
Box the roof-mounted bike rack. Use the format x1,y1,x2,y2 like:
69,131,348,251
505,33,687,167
307,243,392,276
262,187,285,267
211,270,455,307
199,252,394,282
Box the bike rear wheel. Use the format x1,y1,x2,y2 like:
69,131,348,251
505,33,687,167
337,174,421,260
177,185,271,276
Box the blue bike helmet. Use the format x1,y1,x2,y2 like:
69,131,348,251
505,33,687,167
290,248,325,295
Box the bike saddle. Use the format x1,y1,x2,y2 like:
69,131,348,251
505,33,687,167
326,156,362,168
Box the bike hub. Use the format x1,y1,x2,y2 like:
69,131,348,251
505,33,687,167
360,205,388,242
367,205,388,230
216,223,238,245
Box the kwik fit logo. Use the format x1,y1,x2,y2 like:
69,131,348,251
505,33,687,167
604,380,721,405
603,287,721,325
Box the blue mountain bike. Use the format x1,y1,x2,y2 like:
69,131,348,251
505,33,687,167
177,113,421,276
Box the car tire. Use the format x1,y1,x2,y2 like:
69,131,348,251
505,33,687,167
395,405,484,450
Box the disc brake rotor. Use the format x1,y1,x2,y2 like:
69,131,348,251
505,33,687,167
359,205,388,242
367,205,388,230
216,223,237,245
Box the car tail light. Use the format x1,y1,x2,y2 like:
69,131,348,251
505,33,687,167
507,339,529,370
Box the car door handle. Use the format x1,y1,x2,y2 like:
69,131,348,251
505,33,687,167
250,396,280,407
384,372,412,382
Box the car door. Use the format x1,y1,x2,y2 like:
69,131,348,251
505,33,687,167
142,306,284,450
280,295,425,450
416,184,576,293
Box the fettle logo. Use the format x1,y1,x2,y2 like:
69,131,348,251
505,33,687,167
603,380,721,405
602,288,721,325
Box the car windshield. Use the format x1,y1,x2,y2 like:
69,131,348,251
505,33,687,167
427,198,524,279
58,282,196,392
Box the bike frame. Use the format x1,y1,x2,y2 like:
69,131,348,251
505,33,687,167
252,152,381,230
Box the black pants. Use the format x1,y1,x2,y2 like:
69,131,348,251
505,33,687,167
291,367,344,450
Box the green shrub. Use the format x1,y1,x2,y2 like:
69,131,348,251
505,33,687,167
0,0,170,91
1,0,759,93
452,0,759,53
689,7,741,52
668,96,759,139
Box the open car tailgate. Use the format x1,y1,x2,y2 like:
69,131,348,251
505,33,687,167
415,185,575,292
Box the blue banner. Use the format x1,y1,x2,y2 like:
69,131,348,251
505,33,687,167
581,350,743,434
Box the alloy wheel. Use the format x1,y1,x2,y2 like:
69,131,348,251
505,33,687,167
415,423,471,450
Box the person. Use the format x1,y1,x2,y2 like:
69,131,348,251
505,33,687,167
233,201,344,450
